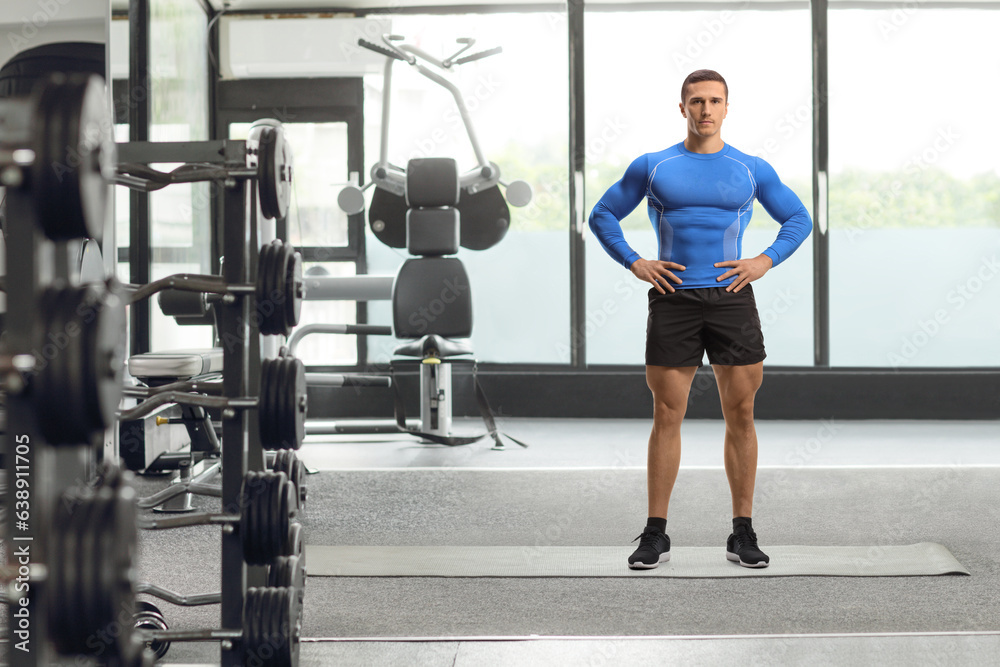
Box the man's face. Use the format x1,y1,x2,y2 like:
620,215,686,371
679,81,728,139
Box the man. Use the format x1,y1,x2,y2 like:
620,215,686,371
588,70,811,569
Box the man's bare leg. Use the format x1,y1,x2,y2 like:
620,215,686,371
645,365,698,519
712,361,769,567
711,362,763,517
628,365,698,569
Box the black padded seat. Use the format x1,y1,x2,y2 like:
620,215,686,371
393,334,472,359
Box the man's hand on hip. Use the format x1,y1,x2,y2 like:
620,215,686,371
630,258,686,294
714,254,773,293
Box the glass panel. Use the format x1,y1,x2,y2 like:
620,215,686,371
363,13,570,365
584,9,814,366
829,9,1000,367
149,0,211,350
230,122,351,248
115,124,130,249
150,262,213,350
293,262,359,367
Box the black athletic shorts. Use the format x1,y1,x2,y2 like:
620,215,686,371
646,285,766,367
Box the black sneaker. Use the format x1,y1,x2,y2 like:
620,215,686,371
628,527,670,569
726,522,770,568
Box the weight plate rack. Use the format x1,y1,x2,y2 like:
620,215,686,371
2,74,304,667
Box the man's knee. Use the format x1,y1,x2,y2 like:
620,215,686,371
722,395,756,426
652,399,688,424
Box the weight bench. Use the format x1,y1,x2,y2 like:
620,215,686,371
122,348,224,511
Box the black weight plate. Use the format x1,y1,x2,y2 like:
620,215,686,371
281,585,300,667
257,128,291,221
257,127,278,220
77,477,138,662
75,74,114,241
256,588,281,666
277,358,301,451
272,450,306,510
291,554,306,624
256,471,275,567
33,74,111,241
276,357,294,450
32,76,74,238
265,473,283,564
46,488,75,648
58,492,88,647
255,241,275,332
267,555,303,590
457,185,510,250
0,42,105,98
59,489,96,652
275,130,293,220
258,358,277,448
85,283,127,435
288,357,307,450
285,521,303,561
254,588,279,666
283,246,302,333
259,241,289,336
259,358,282,449
67,492,95,651
271,449,289,475
61,287,91,440
240,473,258,565
110,480,140,653
273,357,291,449
267,556,288,588
368,187,408,248
271,450,290,489
280,474,294,552
80,491,107,634
36,284,125,445
260,586,297,667
262,472,286,563
242,587,264,663
268,242,288,337
264,357,289,451
263,588,281,666
254,588,270,667
267,556,305,627
294,458,308,508
34,286,77,443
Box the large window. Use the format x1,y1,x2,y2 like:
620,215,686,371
584,8,814,366
231,122,359,367
362,12,570,366
112,1,212,352
829,9,1000,367
147,0,211,351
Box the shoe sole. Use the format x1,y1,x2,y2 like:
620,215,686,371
628,552,671,570
726,551,769,568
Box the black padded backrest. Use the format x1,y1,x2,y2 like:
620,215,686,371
0,42,105,98
392,257,472,339
406,157,459,208
406,208,459,256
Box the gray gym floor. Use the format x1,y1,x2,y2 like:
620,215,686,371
10,418,997,666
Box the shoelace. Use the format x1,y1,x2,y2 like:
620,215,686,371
632,529,662,547
736,526,759,550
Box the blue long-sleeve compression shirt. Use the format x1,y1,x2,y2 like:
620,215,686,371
589,142,812,289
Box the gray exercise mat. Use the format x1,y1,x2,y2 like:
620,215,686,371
305,542,969,578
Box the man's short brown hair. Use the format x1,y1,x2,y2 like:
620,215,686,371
681,70,728,102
